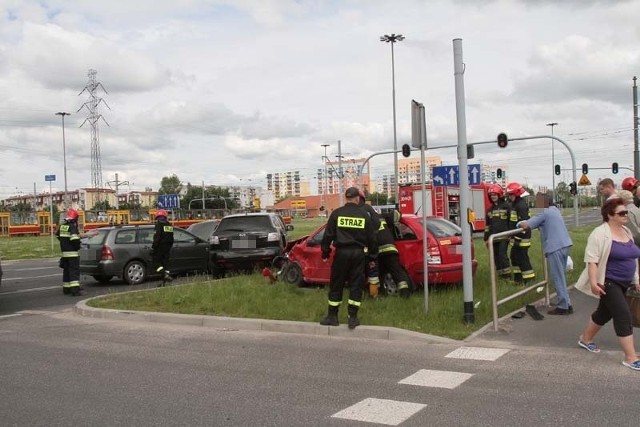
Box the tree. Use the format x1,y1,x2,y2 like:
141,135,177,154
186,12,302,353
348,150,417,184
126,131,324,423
159,175,182,195
367,192,388,206
182,185,235,210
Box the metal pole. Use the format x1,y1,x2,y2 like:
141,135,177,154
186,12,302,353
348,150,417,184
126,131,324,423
56,112,70,209
633,76,639,178
202,180,206,213
322,144,330,212
453,38,474,324
391,41,399,202
338,140,343,206
50,180,54,252
547,122,557,203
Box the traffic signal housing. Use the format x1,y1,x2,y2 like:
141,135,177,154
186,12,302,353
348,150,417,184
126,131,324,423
569,182,577,196
402,143,411,158
582,163,589,175
496,168,503,178
612,162,619,174
497,133,508,148
555,165,561,176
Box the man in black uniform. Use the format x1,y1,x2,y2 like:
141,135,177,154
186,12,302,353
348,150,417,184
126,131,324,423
320,187,378,329
56,208,82,296
376,209,411,298
506,182,535,284
358,189,382,298
484,184,511,278
152,209,174,286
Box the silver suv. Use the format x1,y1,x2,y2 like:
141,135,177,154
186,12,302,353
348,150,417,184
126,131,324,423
79,225,211,285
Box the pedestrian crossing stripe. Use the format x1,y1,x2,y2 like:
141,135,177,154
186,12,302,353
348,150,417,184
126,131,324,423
332,398,426,426
399,369,474,389
445,346,511,361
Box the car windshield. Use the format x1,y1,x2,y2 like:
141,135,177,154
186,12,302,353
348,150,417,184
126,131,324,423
216,216,273,232
415,218,463,237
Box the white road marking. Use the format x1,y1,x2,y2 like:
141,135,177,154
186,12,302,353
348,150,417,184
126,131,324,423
332,398,426,426
3,274,59,281
399,369,473,389
0,285,60,295
445,346,511,361
0,314,22,319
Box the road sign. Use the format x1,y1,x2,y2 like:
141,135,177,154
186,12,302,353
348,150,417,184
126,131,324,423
45,175,56,182
432,164,481,186
157,194,180,209
578,174,592,186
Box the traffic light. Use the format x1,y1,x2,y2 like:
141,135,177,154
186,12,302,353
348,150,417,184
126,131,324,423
496,168,503,178
582,163,589,175
555,164,561,176
467,144,475,159
497,133,508,148
612,162,619,174
402,143,411,158
569,182,577,196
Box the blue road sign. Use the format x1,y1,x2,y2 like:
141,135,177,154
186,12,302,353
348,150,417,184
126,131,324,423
432,164,481,186
45,175,56,182
157,194,180,209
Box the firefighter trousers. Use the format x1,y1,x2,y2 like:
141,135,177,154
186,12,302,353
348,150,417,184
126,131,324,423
61,256,81,291
327,247,365,315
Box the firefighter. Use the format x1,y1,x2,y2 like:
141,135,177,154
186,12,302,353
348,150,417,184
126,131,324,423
152,209,174,286
358,189,382,298
56,208,82,296
376,209,411,298
621,176,640,207
506,182,535,285
320,187,378,329
484,184,511,278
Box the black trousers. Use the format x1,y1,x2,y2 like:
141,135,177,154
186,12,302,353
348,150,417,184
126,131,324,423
493,240,510,274
510,244,533,278
328,247,365,313
61,257,80,287
152,244,172,274
592,280,633,337
378,252,410,288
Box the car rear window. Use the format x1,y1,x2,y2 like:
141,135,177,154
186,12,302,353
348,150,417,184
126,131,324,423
115,229,137,244
216,216,273,232
83,229,109,245
418,218,463,238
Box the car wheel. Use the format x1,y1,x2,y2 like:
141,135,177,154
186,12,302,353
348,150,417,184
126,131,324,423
123,260,146,285
282,262,303,287
92,274,113,283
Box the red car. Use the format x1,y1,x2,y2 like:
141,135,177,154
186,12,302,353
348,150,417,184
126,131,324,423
280,215,477,289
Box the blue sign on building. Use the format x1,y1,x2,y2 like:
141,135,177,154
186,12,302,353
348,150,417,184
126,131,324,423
432,164,481,186
45,175,56,182
157,194,180,209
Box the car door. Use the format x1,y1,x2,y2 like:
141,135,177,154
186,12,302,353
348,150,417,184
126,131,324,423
170,229,208,272
137,227,156,266
298,226,332,283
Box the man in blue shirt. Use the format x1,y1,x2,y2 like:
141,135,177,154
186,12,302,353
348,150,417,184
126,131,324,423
517,203,573,315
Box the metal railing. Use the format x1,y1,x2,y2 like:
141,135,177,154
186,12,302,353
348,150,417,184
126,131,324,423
488,228,549,331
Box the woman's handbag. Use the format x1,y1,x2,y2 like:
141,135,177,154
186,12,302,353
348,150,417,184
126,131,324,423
626,289,640,328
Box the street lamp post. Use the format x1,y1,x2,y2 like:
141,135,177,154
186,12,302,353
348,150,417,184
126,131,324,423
380,33,404,202
547,122,558,204
56,112,71,209
321,144,330,213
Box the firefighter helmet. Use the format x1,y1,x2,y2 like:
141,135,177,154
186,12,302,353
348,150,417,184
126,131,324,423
487,184,504,198
622,177,639,192
155,209,168,219
65,208,79,221
506,182,526,198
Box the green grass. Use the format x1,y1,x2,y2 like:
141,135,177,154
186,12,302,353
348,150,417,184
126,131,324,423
87,218,594,340
0,235,61,259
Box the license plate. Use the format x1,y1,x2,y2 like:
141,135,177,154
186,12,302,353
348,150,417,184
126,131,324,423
231,239,256,249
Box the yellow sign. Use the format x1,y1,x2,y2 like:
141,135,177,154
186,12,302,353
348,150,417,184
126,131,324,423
578,174,591,186
291,200,306,209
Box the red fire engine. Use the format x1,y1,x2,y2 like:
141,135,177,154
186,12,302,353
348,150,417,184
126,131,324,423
398,183,491,232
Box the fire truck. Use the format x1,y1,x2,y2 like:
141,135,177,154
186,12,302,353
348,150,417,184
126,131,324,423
398,183,491,232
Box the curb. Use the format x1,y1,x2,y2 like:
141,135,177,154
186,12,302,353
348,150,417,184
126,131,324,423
73,295,460,345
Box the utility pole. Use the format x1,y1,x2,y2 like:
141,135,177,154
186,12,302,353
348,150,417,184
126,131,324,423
547,122,558,203
106,173,129,209
55,112,70,209
321,144,330,211
633,76,638,178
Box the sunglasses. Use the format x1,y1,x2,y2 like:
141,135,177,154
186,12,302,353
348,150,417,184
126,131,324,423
614,210,629,217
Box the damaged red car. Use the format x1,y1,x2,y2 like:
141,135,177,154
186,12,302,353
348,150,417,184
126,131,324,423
279,214,477,290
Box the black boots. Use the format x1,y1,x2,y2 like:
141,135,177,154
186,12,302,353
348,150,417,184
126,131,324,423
320,307,339,326
347,306,360,330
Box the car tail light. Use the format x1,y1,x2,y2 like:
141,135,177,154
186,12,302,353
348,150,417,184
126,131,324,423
210,236,219,245
267,232,279,242
101,245,114,261
427,245,441,265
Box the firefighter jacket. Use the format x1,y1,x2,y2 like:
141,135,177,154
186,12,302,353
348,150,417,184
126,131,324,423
321,202,378,256
359,202,381,231
152,218,174,249
509,197,532,243
377,211,400,254
56,220,81,257
484,199,511,241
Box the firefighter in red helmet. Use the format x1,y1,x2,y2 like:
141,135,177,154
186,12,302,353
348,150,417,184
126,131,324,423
152,209,174,286
484,184,511,278
622,177,640,207
506,182,535,285
56,208,82,296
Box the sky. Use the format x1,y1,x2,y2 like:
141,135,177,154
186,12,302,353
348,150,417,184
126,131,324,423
1,0,639,200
